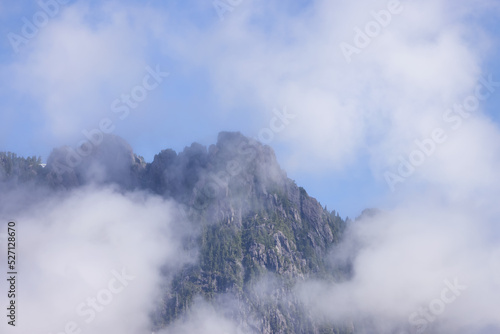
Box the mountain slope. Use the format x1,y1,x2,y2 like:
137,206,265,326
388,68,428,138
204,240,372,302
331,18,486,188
0,132,352,333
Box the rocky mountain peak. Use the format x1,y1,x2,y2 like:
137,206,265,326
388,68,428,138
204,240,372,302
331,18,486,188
0,132,350,333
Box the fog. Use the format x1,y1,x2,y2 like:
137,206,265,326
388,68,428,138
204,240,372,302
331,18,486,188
298,194,500,333
0,185,196,334
0,0,499,333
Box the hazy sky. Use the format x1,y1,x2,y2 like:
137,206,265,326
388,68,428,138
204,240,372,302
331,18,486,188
0,0,499,218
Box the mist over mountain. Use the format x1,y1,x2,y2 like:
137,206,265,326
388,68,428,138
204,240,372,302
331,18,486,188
0,132,353,333
1,0,500,333
1,132,499,334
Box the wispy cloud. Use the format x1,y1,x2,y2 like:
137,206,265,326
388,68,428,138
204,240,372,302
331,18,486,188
0,185,195,334
0,1,500,332
298,196,500,332
6,2,166,142
160,0,493,178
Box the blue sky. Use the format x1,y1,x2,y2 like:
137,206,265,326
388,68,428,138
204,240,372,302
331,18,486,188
4,3,500,333
0,0,499,218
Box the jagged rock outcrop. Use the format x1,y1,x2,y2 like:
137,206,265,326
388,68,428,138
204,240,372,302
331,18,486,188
42,134,145,189
144,132,351,333
0,132,352,333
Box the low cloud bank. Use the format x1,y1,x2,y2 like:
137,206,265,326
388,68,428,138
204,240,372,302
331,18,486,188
0,185,195,334
298,197,500,333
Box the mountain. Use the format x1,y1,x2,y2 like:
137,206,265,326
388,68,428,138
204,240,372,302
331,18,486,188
0,132,352,333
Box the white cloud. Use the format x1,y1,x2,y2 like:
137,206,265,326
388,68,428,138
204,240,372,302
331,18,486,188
1,1,500,332
163,0,492,178
7,2,165,141
159,298,243,334
298,199,500,332
0,186,195,334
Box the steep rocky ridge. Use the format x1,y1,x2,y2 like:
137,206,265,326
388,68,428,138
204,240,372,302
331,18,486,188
0,132,352,333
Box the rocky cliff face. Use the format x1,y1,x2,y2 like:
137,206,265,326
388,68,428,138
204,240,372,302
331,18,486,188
0,132,352,333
